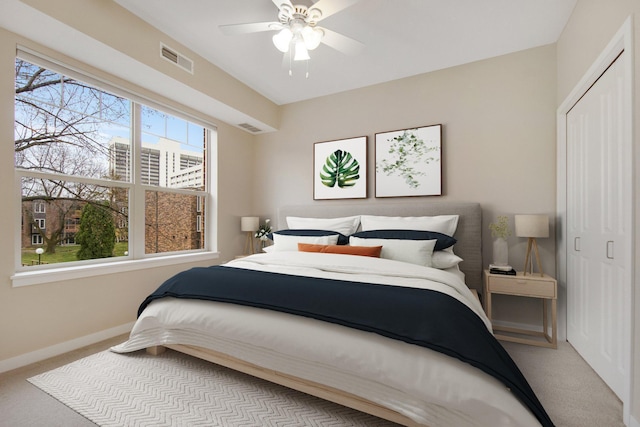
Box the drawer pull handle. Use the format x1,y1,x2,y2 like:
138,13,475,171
574,237,580,252
606,240,614,259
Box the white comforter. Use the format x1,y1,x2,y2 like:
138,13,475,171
113,252,541,427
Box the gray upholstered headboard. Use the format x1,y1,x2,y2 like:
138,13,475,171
277,202,483,292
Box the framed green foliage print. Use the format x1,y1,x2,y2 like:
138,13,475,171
314,136,367,200
375,124,442,198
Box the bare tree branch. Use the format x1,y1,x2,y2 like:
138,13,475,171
16,59,129,254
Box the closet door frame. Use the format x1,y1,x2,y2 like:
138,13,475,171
556,17,633,425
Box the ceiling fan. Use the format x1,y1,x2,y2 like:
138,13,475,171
219,0,363,75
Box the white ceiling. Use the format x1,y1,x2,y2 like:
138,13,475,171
114,0,577,105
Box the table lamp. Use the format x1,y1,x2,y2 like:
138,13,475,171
241,216,259,255
515,214,549,276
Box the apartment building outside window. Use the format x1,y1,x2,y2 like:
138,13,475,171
33,201,45,213
14,54,214,269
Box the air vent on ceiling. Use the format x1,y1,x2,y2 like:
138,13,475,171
238,123,263,133
160,43,193,74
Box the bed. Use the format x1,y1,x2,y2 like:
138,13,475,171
112,202,554,427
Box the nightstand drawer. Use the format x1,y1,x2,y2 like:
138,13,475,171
488,275,556,298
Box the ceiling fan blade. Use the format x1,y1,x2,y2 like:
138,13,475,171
219,21,281,36
272,0,293,11
271,0,293,10
319,28,364,55
310,0,359,21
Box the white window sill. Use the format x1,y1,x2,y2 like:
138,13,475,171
11,251,220,288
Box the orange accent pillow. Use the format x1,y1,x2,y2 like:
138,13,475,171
297,243,382,258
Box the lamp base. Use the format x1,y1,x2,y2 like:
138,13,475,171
243,231,255,255
523,237,544,276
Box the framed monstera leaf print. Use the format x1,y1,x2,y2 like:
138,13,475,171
375,124,442,198
314,136,367,200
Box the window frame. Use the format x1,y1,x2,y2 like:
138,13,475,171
33,201,45,213
12,50,219,287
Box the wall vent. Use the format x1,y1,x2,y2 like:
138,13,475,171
238,123,263,133
160,43,194,74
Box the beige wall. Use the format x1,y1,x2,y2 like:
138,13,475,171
255,45,558,326
0,0,260,365
557,0,640,423
557,0,640,103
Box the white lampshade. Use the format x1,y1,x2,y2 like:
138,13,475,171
241,216,259,232
301,26,323,50
515,215,549,238
293,38,310,61
272,28,293,53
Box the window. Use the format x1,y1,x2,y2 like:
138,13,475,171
15,56,214,270
33,201,45,213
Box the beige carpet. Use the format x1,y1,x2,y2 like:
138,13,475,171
503,341,624,427
0,334,624,427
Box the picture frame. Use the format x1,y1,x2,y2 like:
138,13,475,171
313,136,367,200
375,124,442,198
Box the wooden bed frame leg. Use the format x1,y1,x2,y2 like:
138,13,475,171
146,345,166,356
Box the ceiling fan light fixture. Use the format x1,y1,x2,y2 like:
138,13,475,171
272,28,293,53
221,0,362,77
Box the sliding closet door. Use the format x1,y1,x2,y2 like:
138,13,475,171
566,51,631,400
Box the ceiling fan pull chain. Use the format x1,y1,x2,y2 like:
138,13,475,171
288,51,293,76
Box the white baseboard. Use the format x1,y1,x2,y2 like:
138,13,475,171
0,322,134,374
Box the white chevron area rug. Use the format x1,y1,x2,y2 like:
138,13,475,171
28,349,398,427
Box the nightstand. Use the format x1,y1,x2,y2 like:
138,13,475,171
483,269,557,349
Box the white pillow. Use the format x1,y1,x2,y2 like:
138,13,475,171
272,233,339,251
360,215,459,236
286,216,361,236
349,236,436,267
431,251,463,269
